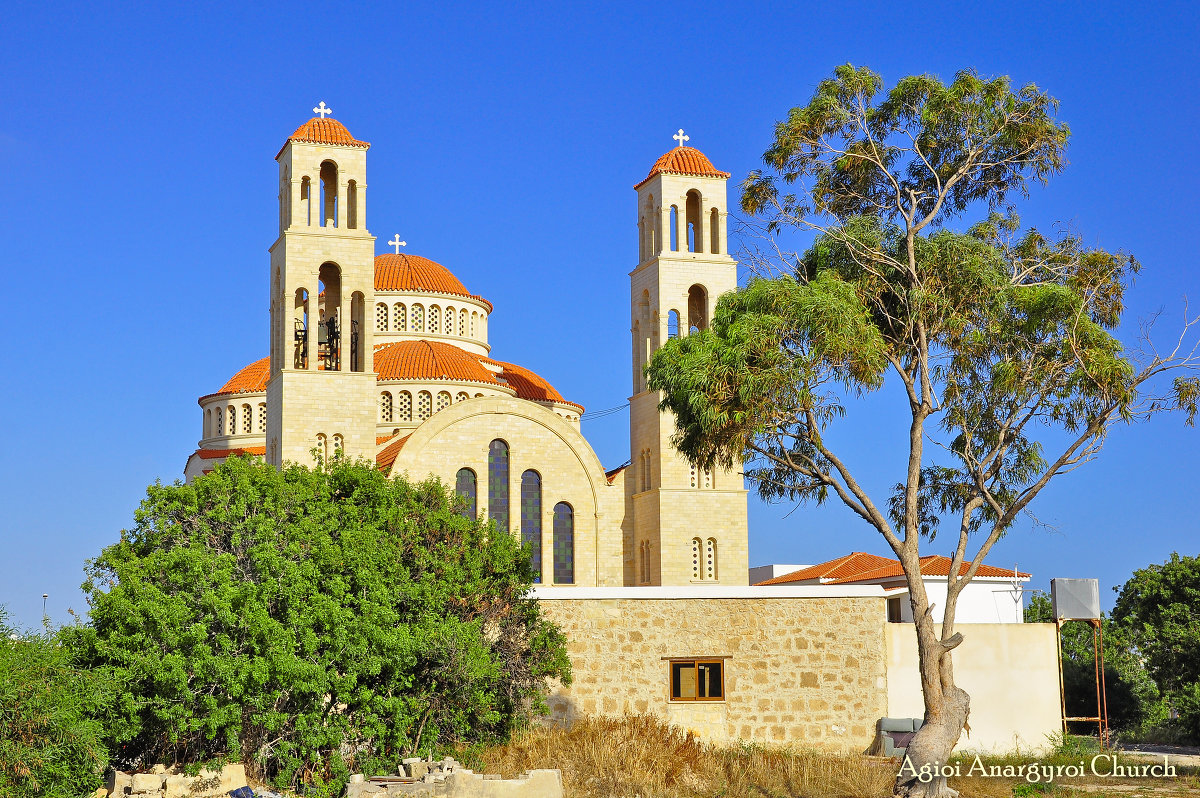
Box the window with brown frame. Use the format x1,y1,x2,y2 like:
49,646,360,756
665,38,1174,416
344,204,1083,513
669,659,724,701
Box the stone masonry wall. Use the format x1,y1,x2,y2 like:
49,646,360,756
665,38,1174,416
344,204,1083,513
538,595,888,751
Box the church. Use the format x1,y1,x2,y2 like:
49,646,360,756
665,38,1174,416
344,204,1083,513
183,107,1061,753
185,105,749,591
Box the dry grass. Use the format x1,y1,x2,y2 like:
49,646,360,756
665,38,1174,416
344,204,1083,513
473,715,1200,798
477,713,893,798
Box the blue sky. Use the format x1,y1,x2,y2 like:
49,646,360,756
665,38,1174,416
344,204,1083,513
1,1,1196,628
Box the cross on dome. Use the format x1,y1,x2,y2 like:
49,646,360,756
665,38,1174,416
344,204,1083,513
673,129,689,148
313,101,333,119
388,234,406,254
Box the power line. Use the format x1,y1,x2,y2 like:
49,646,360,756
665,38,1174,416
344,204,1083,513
581,402,629,421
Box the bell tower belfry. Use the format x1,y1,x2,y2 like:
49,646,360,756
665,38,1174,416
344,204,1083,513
266,104,377,468
627,131,749,587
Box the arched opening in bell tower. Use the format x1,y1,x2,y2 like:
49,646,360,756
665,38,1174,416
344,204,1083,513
685,190,702,253
317,262,343,370
350,291,365,372
347,180,358,229
669,205,679,251
687,284,708,334
710,207,720,254
300,177,312,226
319,160,339,228
667,309,680,339
293,288,310,369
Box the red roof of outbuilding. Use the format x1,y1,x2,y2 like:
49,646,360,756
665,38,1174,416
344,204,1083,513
757,552,1030,586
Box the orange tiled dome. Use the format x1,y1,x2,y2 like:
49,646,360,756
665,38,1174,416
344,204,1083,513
374,254,475,297
213,357,269,396
637,146,731,188
286,117,369,149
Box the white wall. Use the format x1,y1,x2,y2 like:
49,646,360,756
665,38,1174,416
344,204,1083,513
885,623,1061,753
892,579,1025,624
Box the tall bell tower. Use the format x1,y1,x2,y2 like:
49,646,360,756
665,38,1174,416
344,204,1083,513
266,103,377,468
628,131,749,586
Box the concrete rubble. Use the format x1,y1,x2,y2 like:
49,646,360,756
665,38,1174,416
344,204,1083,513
348,757,562,798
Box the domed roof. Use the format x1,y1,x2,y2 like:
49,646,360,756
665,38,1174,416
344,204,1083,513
211,357,269,397
375,253,473,297
202,343,581,411
636,146,730,188
283,117,369,150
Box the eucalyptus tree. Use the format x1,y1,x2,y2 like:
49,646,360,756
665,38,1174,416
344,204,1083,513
647,65,1199,797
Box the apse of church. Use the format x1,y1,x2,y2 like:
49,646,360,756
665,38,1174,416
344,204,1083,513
185,108,750,589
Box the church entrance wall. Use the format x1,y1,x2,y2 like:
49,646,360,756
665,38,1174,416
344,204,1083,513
535,589,889,750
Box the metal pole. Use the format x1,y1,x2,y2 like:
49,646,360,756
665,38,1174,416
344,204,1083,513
1056,618,1068,735
1098,621,1110,748
1092,621,1103,745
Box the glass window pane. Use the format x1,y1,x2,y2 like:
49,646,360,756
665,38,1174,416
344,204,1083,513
552,502,574,584
488,440,509,531
671,662,697,700
521,470,542,583
455,468,476,519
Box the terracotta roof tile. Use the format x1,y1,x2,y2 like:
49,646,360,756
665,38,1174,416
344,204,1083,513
377,434,410,473
374,254,474,298
194,446,266,459
375,340,503,385
758,552,1029,585
482,357,584,412
210,358,269,397
635,146,730,188
280,117,369,157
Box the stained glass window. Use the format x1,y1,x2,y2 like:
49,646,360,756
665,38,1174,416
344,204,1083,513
521,470,542,582
552,502,574,584
488,440,509,531
455,468,476,519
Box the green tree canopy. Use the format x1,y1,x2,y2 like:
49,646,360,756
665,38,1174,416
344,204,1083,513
1112,553,1200,694
66,456,569,795
648,65,1199,798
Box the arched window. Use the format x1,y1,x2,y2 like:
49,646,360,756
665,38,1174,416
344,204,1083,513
459,309,468,336
455,391,469,402
215,407,223,436
435,391,451,412
319,160,338,227
667,310,680,339
685,190,702,252
227,406,237,435
429,305,440,334
710,207,720,253
412,304,425,332
474,393,484,398
445,307,454,333
257,403,266,432
294,287,310,369
470,312,476,337
691,537,702,580
488,440,509,531
315,433,328,462
638,215,645,262
350,292,365,372
456,468,477,519
300,176,311,226
380,392,393,422
521,470,542,583
347,180,358,229
705,538,718,581
640,540,652,584
332,433,344,454
241,404,252,433
397,391,412,422
376,303,389,332
394,303,407,331
552,503,574,584
669,205,679,251
417,391,432,420
687,284,708,334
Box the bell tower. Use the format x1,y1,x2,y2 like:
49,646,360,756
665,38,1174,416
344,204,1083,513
628,131,749,586
266,103,377,468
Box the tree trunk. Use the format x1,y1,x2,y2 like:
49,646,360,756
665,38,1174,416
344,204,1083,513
893,684,970,797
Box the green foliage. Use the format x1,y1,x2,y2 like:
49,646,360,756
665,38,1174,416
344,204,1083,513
1112,553,1200,692
70,456,570,795
0,608,111,797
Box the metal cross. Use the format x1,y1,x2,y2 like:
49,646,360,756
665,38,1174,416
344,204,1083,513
388,234,406,254
313,101,333,119
673,128,689,147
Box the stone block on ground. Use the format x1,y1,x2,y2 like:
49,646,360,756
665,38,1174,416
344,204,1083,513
106,769,132,797
130,773,164,794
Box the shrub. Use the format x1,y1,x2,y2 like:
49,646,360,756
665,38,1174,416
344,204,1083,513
0,608,110,797
71,456,570,795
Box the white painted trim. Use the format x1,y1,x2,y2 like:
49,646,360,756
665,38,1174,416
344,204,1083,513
531,584,888,600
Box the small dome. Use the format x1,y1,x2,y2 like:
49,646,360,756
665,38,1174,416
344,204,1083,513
375,254,483,303
211,357,269,397
285,117,369,150
374,340,501,385
636,146,730,188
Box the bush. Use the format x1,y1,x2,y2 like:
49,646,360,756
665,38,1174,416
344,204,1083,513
70,456,570,795
0,608,110,797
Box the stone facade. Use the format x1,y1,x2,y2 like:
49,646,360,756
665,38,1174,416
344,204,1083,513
536,589,890,751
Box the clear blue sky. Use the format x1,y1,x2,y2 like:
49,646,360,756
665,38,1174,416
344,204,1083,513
2,1,1197,629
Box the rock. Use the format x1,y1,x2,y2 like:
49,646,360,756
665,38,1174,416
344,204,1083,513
350,774,365,784
407,761,431,779
106,770,132,797
130,773,163,793
219,764,248,793
92,788,109,798
150,764,169,775
163,774,190,798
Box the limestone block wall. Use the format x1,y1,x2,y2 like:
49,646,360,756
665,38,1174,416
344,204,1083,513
536,588,889,751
